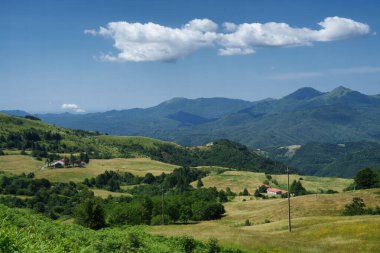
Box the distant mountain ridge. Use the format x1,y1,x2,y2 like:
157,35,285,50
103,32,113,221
3,86,380,149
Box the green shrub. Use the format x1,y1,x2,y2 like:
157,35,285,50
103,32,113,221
74,197,106,230
207,238,221,253
343,197,366,216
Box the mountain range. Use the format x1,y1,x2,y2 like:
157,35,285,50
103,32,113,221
2,86,380,178
3,86,380,149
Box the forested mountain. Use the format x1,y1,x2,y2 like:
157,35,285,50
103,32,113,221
21,86,380,148
262,142,380,178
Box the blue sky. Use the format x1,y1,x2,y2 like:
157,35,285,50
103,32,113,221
1,0,380,113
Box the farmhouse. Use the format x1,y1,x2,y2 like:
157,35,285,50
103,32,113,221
267,187,287,195
50,159,65,168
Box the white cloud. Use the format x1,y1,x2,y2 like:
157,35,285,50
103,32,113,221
87,19,218,62
61,104,85,113
218,16,371,56
86,17,372,61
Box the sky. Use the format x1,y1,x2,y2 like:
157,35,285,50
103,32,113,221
1,0,380,113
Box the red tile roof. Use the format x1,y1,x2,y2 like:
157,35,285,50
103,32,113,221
267,187,287,194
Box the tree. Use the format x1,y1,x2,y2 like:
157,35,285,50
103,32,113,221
218,190,228,203
180,205,192,223
196,178,204,188
74,197,105,230
142,173,155,184
354,168,378,189
241,188,250,196
254,189,261,198
343,197,366,216
290,180,307,196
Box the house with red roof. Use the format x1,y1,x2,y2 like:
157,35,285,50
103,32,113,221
267,187,287,195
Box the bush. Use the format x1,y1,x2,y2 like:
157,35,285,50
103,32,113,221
207,238,221,253
151,214,170,225
343,197,366,216
180,236,196,253
74,197,106,230
354,168,378,189
244,219,251,226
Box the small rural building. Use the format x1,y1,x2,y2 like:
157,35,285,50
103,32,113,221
267,187,287,195
50,160,65,168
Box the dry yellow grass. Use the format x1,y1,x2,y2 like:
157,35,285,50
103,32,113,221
37,157,177,182
0,155,44,174
91,189,132,199
194,170,353,193
0,155,177,182
150,189,380,253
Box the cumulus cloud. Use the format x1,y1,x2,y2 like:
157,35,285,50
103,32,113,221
85,17,371,61
86,19,218,62
218,16,371,55
61,104,85,113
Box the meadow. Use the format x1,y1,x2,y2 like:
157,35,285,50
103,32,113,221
150,189,380,253
194,170,353,193
0,155,177,182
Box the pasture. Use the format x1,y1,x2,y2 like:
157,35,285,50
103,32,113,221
150,189,380,253
0,155,177,182
194,170,353,193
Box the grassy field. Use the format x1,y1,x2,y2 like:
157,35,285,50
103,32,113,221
0,155,177,182
150,189,380,253
193,170,353,193
91,188,132,198
0,155,44,174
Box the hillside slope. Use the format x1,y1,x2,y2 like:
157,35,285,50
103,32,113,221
0,205,242,253
151,189,380,253
263,141,380,178
0,113,286,174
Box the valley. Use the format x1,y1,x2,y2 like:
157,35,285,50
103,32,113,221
0,111,379,253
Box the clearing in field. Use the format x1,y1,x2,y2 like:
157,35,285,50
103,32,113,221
150,189,380,253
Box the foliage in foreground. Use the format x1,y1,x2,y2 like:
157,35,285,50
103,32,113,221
0,205,244,253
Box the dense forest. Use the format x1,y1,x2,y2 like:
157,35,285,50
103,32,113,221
0,167,226,227
263,142,380,178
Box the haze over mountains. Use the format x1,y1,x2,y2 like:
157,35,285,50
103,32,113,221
3,86,380,149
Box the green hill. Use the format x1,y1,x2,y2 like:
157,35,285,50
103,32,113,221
0,113,286,174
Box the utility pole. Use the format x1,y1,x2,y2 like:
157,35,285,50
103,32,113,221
287,167,292,232
161,184,164,225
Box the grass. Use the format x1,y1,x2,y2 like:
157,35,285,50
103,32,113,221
0,155,177,182
91,188,132,198
96,135,178,149
193,170,353,193
0,155,44,174
150,189,380,253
